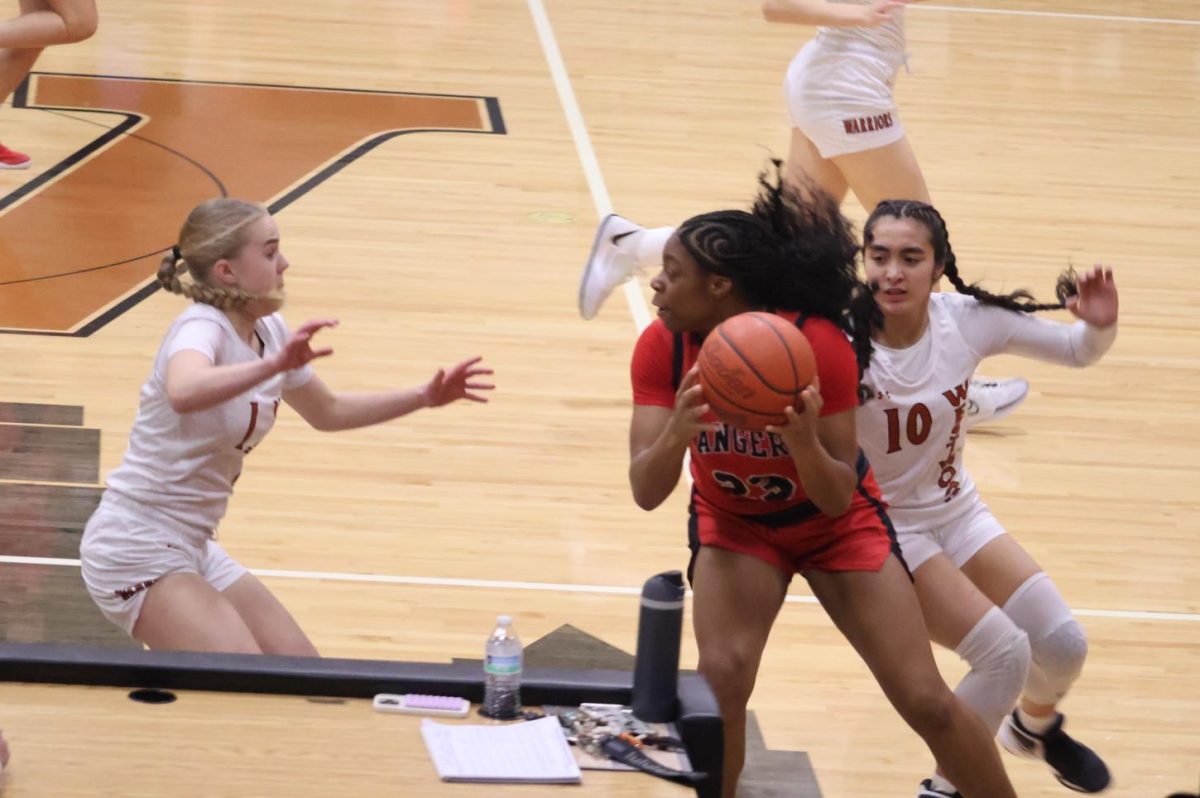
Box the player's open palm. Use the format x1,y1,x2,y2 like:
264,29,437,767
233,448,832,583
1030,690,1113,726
425,356,495,407
1066,265,1118,328
275,319,337,372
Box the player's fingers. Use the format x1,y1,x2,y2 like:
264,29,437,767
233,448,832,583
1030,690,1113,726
678,366,701,394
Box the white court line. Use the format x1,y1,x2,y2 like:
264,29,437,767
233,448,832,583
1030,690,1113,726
5,555,1197,622
525,0,652,333
914,4,1199,26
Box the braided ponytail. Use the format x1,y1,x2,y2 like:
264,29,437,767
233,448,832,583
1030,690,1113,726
158,198,283,312
156,249,186,295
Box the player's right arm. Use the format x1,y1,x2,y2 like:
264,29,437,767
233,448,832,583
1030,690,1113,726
762,0,910,27
628,325,718,511
629,367,716,511
165,318,335,414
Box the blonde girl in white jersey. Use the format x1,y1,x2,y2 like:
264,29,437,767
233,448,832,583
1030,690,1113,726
80,199,494,655
854,200,1115,798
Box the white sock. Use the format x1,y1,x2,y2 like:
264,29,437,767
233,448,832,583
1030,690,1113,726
629,226,674,270
1016,706,1057,734
927,773,957,794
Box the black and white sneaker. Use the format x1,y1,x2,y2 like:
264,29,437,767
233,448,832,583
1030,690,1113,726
917,777,962,798
998,710,1111,793
578,214,643,320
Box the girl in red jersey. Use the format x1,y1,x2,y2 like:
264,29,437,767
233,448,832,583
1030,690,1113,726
628,165,1016,798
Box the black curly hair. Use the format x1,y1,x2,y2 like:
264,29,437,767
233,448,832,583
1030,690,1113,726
676,160,875,380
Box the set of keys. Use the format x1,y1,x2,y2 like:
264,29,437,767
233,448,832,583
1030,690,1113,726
553,704,703,786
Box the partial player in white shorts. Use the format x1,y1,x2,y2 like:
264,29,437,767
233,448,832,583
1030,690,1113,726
81,493,247,635
894,500,1006,572
784,40,905,159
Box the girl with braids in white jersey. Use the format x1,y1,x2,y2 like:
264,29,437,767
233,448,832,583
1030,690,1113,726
80,198,494,654
578,0,1030,427
853,200,1116,798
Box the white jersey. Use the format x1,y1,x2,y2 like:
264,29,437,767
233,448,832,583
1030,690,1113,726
104,303,314,535
858,293,1117,532
815,0,905,60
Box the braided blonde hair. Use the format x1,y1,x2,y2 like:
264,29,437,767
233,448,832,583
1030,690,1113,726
156,198,284,312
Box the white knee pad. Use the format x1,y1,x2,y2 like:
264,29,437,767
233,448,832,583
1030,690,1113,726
1002,572,1088,705
953,606,1032,733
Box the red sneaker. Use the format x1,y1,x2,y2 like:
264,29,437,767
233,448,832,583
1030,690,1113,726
0,143,31,169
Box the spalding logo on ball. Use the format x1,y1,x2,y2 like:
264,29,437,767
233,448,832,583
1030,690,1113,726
697,312,817,431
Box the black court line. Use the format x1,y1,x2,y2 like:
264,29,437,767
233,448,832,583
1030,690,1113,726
0,73,508,338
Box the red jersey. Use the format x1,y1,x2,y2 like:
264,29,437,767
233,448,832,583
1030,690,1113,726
631,312,861,517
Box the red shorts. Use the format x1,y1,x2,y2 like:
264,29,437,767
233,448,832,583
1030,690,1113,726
687,469,900,580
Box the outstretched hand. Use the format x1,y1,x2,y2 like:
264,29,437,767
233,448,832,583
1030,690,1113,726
1065,265,1118,328
765,377,823,451
274,319,338,372
425,356,495,407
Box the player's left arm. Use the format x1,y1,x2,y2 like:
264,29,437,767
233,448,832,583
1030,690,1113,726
283,357,494,432
972,265,1119,366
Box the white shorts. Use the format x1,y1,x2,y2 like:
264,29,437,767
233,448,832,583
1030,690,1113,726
80,492,247,636
783,40,906,159
895,501,1007,573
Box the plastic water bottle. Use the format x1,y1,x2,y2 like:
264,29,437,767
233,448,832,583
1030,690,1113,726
481,614,523,719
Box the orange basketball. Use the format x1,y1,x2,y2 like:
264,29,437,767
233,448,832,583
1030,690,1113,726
697,312,817,431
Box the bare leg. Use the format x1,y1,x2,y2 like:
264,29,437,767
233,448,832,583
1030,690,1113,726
831,135,932,211
784,127,849,205
0,46,41,105
132,572,263,654
0,0,97,50
222,572,320,657
806,555,1017,798
691,547,789,798
916,554,1000,652
914,552,1030,786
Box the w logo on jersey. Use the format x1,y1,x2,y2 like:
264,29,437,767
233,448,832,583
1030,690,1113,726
937,380,970,501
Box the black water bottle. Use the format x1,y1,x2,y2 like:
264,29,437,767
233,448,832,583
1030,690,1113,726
631,570,685,722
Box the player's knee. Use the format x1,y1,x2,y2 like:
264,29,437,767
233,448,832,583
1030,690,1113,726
62,9,98,43
960,607,1032,695
1031,618,1088,686
698,647,759,707
891,680,957,738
